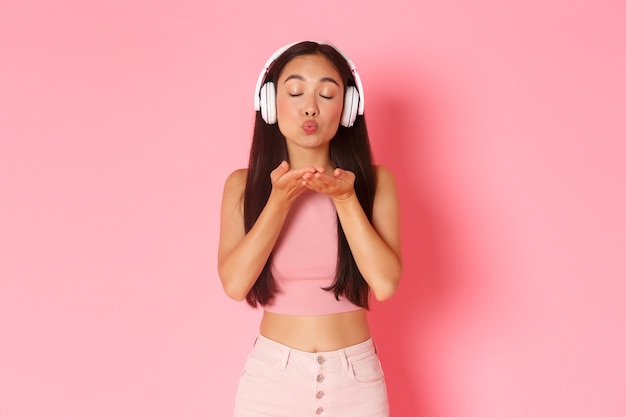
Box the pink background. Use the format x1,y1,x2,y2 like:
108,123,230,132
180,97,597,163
1,1,625,416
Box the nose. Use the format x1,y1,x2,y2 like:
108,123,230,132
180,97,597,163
304,97,319,117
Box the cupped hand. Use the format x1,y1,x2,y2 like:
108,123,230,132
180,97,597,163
302,167,356,201
269,161,316,203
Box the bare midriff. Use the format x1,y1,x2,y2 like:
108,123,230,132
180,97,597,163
259,308,371,352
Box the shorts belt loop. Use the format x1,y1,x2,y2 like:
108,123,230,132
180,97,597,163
280,348,291,371
341,349,349,373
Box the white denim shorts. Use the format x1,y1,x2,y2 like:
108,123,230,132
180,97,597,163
233,334,389,417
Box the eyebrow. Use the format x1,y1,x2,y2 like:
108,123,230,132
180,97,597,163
283,74,340,86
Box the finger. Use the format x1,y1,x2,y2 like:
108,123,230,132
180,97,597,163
270,161,289,182
293,166,317,176
312,171,334,185
333,168,355,183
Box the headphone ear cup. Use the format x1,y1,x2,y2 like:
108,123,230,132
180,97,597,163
341,86,360,127
259,82,277,124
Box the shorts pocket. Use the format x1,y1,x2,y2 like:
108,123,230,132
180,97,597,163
350,353,385,386
242,355,278,379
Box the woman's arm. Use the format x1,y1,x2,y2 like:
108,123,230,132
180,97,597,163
217,162,315,301
303,165,402,301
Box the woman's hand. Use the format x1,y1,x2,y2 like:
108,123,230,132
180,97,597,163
302,167,356,201
270,161,316,204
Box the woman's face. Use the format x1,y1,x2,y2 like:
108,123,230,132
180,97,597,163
275,54,345,152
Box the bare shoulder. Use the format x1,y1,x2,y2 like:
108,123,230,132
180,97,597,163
374,165,398,191
373,165,400,214
221,168,248,214
223,168,248,193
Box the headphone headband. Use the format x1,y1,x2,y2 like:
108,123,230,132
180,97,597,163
253,41,365,117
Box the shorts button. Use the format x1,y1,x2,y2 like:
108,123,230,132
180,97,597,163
317,356,326,364
316,374,325,383
315,407,324,415
316,391,325,399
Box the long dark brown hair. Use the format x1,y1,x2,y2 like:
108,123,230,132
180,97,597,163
244,41,376,309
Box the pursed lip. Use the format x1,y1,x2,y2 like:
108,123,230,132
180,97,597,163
302,119,318,133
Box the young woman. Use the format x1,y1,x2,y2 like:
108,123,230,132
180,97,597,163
218,40,402,417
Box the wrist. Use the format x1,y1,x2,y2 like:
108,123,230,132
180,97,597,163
331,192,358,205
267,188,295,211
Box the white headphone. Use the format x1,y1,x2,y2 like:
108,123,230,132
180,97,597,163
253,41,365,128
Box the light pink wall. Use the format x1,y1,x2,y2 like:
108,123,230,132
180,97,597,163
1,1,625,416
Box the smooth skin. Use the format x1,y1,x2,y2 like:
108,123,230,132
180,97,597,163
218,54,402,352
